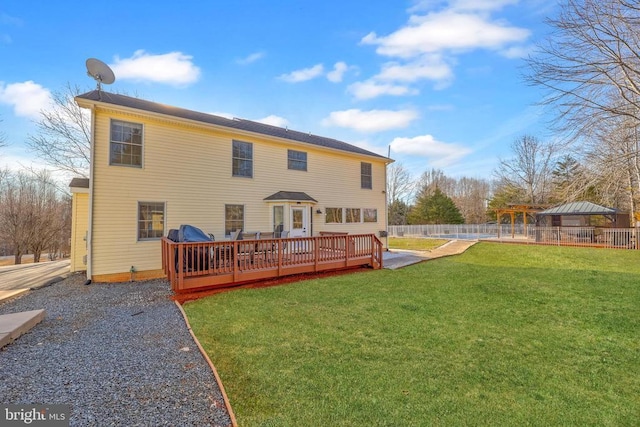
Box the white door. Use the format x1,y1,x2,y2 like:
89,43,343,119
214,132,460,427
290,206,308,237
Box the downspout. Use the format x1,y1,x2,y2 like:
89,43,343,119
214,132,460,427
86,104,96,284
385,145,390,250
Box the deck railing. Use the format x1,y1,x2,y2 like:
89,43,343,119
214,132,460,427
161,234,383,293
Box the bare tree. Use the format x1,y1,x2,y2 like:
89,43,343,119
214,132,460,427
526,0,640,140
25,170,69,263
0,172,33,264
450,177,491,223
387,163,415,204
27,83,92,178
494,135,559,204
579,114,640,215
0,170,69,264
416,168,456,198
387,163,415,225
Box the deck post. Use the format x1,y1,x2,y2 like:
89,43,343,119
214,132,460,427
314,238,319,272
370,236,375,268
344,235,349,267
233,241,239,282
177,243,184,291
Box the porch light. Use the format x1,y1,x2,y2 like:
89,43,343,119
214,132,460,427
316,209,323,214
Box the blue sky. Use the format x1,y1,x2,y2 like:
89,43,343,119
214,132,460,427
0,0,558,182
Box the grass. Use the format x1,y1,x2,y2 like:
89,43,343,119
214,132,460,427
184,243,640,426
387,236,448,251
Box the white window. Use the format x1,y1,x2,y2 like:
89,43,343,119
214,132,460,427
111,120,143,167
363,208,378,223
232,140,253,177
225,204,244,235
346,208,361,223
288,149,307,171
361,162,372,189
138,202,165,240
325,208,343,224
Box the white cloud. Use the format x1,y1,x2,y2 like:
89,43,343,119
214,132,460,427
348,80,417,100
390,134,472,167
376,55,453,83
0,81,52,118
279,64,324,83
256,115,290,127
327,62,350,83
362,10,530,58
237,51,266,65
322,109,418,133
208,111,235,120
110,50,201,85
354,2,530,98
450,0,518,12
499,44,534,59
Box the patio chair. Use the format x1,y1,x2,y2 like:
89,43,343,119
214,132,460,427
254,232,275,265
237,231,260,267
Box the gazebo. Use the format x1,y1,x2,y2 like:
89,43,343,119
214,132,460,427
535,201,631,247
535,201,629,228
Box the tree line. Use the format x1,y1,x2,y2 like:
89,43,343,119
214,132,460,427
0,169,71,263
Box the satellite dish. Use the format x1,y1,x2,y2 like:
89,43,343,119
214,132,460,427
86,58,115,95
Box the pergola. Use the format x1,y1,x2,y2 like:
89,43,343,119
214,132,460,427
495,203,551,238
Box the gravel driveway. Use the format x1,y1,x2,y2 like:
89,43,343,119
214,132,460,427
0,274,232,426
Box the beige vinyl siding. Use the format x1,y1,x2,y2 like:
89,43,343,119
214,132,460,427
70,191,88,272
91,109,387,277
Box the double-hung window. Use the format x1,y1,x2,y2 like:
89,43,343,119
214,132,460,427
361,162,372,189
111,120,143,167
225,204,244,236
138,202,165,240
288,149,307,171
232,140,253,177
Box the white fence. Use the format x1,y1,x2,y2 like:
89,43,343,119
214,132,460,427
388,224,639,250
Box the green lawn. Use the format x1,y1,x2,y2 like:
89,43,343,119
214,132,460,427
387,236,449,251
184,243,640,426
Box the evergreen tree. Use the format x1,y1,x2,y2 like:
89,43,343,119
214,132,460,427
411,188,464,224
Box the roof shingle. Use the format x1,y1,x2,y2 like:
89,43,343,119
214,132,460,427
76,90,389,160
538,201,618,216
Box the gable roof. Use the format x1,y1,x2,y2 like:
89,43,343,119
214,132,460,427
76,90,390,161
537,201,618,216
69,177,89,189
264,191,317,202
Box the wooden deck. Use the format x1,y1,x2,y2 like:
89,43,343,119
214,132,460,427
161,234,383,293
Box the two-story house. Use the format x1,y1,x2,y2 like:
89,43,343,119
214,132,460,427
70,91,391,282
